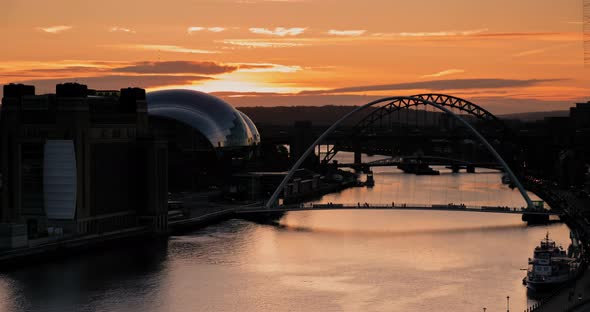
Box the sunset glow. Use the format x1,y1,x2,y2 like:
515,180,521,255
0,0,587,113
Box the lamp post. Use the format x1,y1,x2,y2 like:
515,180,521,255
506,295,510,312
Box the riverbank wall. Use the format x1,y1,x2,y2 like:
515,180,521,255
0,206,238,270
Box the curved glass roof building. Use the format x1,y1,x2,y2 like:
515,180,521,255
146,89,260,149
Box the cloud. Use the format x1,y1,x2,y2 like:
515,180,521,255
208,27,226,32
109,26,136,34
371,28,489,38
421,69,465,78
11,75,212,94
236,63,302,73
237,0,306,3
402,29,488,37
11,61,301,77
513,48,547,57
327,29,366,36
187,26,226,34
249,27,306,36
299,78,564,95
187,26,205,33
0,61,235,90
0,66,108,78
220,39,306,47
114,61,237,74
369,29,577,41
512,43,577,58
219,31,577,50
117,44,219,54
36,25,72,34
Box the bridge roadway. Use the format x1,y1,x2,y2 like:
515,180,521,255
237,202,559,216
336,156,502,170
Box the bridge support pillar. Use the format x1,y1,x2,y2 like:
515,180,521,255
466,165,475,173
522,213,549,225
365,170,375,187
451,165,460,173
353,139,362,166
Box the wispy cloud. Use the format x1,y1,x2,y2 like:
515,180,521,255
187,26,227,34
0,60,241,79
327,29,366,36
372,28,489,38
118,44,219,54
512,43,577,58
421,69,465,78
237,0,306,3
299,78,563,95
0,60,237,92
236,63,302,73
109,26,136,34
249,27,306,36
114,61,237,74
221,39,306,48
219,30,577,50
208,27,226,32
513,48,547,57
187,26,205,33
36,25,72,34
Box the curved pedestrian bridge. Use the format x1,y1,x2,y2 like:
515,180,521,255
238,202,559,216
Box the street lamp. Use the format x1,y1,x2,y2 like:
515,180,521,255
506,295,510,312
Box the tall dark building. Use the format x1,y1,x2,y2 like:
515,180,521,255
0,83,168,248
570,101,590,130
290,121,317,167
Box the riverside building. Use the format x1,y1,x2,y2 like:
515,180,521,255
0,83,168,249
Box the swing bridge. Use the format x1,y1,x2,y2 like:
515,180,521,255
336,155,503,172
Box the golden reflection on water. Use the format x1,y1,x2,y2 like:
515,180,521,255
0,153,571,312
242,208,570,312
238,155,566,312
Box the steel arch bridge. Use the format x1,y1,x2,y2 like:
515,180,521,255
265,95,535,210
322,93,507,163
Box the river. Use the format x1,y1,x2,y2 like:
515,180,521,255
0,153,571,312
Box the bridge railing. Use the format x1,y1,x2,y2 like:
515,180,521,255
282,202,536,212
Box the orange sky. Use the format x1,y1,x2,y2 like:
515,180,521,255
0,0,588,113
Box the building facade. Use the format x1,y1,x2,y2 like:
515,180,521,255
0,83,168,247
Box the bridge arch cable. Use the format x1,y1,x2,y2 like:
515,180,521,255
321,93,509,164
265,96,534,210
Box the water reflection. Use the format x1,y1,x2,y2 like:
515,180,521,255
0,239,169,312
0,217,570,312
0,153,571,312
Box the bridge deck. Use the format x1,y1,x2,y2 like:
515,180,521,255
238,203,559,215
336,156,502,169
337,162,502,169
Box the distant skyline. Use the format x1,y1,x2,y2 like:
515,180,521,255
0,0,588,113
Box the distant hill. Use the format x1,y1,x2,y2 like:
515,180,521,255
239,105,449,126
498,110,569,121
239,106,571,126
239,106,362,126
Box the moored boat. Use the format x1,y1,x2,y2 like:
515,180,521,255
524,232,580,293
